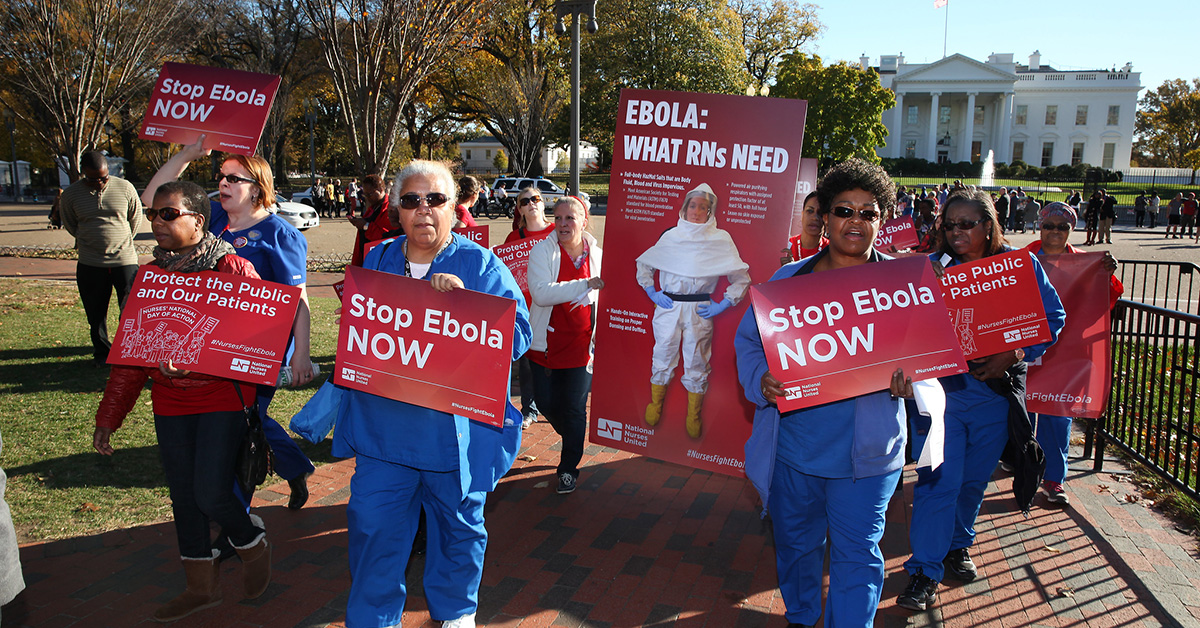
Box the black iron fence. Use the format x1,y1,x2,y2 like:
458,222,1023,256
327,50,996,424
1114,260,1200,316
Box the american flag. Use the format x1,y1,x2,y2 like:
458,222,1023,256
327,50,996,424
934,0,948,7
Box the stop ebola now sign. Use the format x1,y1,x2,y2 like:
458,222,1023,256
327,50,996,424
139,62,281,156
937,249,1054,361
108,267,301,385
333,265,518,427
749,256,967,412
875,216,920,251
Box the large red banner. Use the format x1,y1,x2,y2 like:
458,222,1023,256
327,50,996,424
1027,253,1112,418
750,256,968,412
139,62,281,156
938,250,1053,360
109,267,301,385
333,266,517,427
589,89,807,476
493,235,542,296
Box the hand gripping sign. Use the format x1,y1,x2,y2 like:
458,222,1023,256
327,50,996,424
333,266,517,427
937,250,1054,361
139,62,281,156
109,268,301,385
749,256,967,413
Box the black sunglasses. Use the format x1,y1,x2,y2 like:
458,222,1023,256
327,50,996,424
145,207,201,221
215,173,258,185
519,196,543,206
942,218,988,231
830,206,881,222
1041,222,1071,232
397,192,449,209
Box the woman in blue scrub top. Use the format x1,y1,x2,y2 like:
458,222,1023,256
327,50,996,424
897,189,1065,611
735,158,916,628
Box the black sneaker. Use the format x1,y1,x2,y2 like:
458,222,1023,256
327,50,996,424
897,572,938,611
943,547,978,582
556,472,577,494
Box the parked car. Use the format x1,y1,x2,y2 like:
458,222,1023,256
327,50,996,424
291,186,316,206
207,192,320,231
490,177,589,207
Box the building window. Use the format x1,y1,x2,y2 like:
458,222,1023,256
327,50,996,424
1072,142,1085,166
1015,104,1028,126
974,105,985,125
486,149,492,158
1102,143,1116,169
907,105,918,126
1041,142,1054,167
905,140,917,158
1075,105,1088,126
1107,105,1120,126
1045,105,1058,126
939,105,951,125
971,141,982,163
1012,141,1025,162
466,150,472,160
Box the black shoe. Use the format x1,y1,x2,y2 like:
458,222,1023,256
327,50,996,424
786,623,815,628
943,547,978,582
556,472,577,494
287,472,311,510
897,572,938,611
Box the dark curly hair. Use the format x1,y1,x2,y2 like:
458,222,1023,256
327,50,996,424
933,188,1008,258
815,158,897,217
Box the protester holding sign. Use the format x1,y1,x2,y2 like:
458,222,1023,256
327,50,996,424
1024,201,1122,505
527,197,604,494
142,136,316,510
92,182,272,623
636,183,751,439
736,159,918,628
333,160,530,628
899,190,1065,612
785,191,827,263
504,188,555,428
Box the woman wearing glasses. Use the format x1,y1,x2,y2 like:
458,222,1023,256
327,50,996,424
1023,202,1121,505
93,181,272,621
334,160,530,628
735,159,916,628
898,189,1065,612
505,188,556,428
143,136,316,511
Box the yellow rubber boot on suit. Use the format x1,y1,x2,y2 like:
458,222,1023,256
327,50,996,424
686,391,704,439
645,383,667,427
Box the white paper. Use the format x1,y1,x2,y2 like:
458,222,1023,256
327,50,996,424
913,378,946,470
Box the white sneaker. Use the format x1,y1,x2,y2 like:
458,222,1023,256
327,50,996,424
443,612,476,628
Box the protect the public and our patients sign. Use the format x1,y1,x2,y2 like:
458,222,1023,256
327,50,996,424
938,249,1053,361
139,62,281,155
750,256,968,412
108,268,301,385
333,266,517,427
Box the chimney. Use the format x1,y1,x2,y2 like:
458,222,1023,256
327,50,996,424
1028,50,1041,70
860,54,870,71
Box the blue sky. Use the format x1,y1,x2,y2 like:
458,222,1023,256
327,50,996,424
810,0,1198,94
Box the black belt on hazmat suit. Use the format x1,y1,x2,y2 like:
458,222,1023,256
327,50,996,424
664,292,711,302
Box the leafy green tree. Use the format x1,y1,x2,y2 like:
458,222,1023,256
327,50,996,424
493,148,509,173
1134,78,1200,173
771,53,893,170
731,0,821,89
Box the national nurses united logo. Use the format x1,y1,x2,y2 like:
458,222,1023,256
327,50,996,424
118,303,219,366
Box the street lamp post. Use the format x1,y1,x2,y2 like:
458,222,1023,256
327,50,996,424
3,110,18,203
554,0,598,198
305,99,317,189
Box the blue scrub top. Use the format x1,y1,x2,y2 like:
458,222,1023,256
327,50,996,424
210,201,307,286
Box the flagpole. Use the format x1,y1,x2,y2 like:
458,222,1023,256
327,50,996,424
943,0,949,58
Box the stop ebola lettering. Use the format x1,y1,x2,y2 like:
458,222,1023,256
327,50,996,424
345,294,504,368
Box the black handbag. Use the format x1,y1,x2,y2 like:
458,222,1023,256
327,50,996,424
233,384,273,497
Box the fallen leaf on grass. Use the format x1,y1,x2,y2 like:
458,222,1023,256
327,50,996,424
518,455,537,462
1056,587,1075,598
75,502,100,513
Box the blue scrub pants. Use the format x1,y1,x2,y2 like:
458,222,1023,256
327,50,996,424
768,461,901,628
346,455,486,628
257,384,316,481
905,392,1008,582
1035,414,1071,484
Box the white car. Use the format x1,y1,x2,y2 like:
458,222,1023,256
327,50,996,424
207,192,320,231
290,186,316,206
490,177,589,205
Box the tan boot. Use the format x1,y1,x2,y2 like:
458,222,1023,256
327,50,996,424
645,383,668,426
686,392,704,439
153,554,221,622
234,534,271,599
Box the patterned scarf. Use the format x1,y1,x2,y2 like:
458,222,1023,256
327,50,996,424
152,232,237,273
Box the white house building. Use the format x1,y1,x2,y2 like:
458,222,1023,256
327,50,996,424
459,136,598,174
871,51,1141,170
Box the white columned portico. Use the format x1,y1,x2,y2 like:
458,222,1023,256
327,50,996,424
997,92,1014,163
893,91,905,158
927,92,941,162
962,92,977,162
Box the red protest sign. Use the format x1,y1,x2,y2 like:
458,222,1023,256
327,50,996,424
1027,253,1112,418
109,267,301,385
453,225,490,248
875,217,920,251
139,62,281,156
937,249,1053,360
333,266,517,427
493,235,542,295
750,256,967,412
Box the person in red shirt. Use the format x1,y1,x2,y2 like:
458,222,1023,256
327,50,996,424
348,174,394,267
785,191,828,263
454,176,480,228
526,196,604,494
506,187,556,428
1184,192,1199,240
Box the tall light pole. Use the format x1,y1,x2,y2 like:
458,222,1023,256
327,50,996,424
304,99,317,189
3,110,18,203
555,0,598,198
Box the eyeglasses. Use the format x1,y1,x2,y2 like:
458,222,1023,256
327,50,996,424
397,192,449,209
145,207,200,221
830,206,882,222
942,218,988,231
85,174,109,185
215,173,257,185
1041,222,1072,232
519,196,543,206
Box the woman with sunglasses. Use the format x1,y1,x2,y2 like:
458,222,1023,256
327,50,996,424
142,136,316,511
334,160,530,628
93,181,273,622
898,189,1065,612
736,159,917,628
505,188,556,428
1024,202,1122,505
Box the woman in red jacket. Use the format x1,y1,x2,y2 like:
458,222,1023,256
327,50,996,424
91,181,273,622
